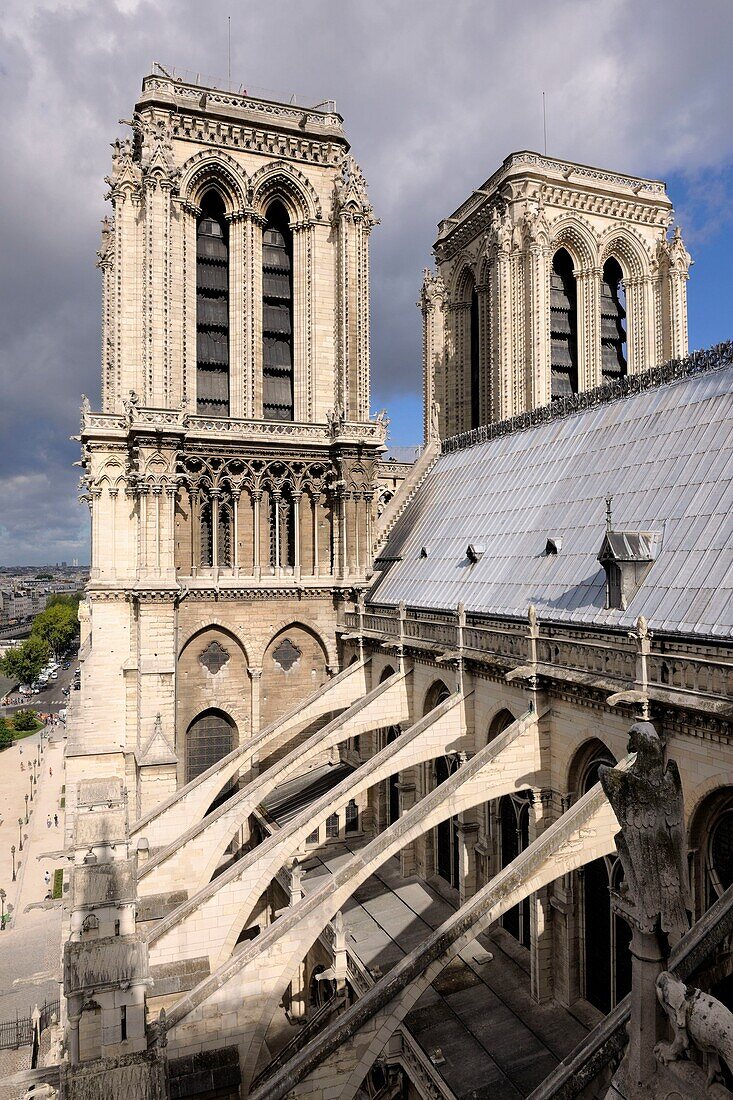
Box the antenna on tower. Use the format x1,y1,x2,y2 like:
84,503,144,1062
605,495,613,532
542,92,547,155
228,15,232,88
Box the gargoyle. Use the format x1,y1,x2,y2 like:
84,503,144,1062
655,971,733,1088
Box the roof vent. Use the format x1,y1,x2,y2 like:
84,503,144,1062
545,537,563,555
466,543,485,564
419,545,429,559
597,530,662,610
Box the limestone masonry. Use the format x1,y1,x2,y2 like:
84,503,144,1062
28,67,733,1100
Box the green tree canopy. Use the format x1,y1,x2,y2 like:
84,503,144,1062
31,599,78,658
0,634,49,685
13,709,39,732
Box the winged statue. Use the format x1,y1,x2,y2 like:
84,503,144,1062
600,721,690,945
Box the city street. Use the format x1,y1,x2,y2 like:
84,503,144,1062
1,651,78,716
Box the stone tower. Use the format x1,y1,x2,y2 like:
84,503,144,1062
421,151,691,440
71,69,384,816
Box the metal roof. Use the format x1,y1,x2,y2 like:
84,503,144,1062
369,363,733,638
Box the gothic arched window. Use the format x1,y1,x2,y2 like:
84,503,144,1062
550,248,578,399
601,258,628,381
200,498,213,568
262,202,294,421
435,754,461,890
579,753,631,1013
218,497,233,568
500,791,532,946
196,191,230,416
185,710,235,784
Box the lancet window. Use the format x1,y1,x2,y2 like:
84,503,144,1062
470,284,480,429
579,756,631,1013
499,791,532,946
199,489,234,568
267,487,295,572
196,191,230,416
262,202,294,421
600,258,628,381
550,248,578,399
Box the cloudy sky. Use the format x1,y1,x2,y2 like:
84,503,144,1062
1,0,732,565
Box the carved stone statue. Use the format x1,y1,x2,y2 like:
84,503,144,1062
600,722,690,944
655,971,733,1088
429,400,441,441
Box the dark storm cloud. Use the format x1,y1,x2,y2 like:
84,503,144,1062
2,0,733,564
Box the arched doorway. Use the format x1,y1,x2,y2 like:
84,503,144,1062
423,680,457,890
573,746,631,1013
499,791,532,946
690,787,733,917
185,709,236,785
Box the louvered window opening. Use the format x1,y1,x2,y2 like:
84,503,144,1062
601,258,628,381
201,500,213,567
262,205,294,421
268,491,295,570
550,249,578,399
200,495,233,568
197,194,229,416
470,286,480,429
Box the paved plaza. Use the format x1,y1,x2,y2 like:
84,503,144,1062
0,726,65,1098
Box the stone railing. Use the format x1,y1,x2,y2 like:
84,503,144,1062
141,71,343,130
344,604,733,709
442,342,733,455
528,881,733,1100
80,407,387,448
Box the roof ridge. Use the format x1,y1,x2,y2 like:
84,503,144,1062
442,341,733,455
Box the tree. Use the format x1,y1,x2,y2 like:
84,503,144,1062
31,600,78,659
0,634,49,685
0,718,12,750
13,709,39,732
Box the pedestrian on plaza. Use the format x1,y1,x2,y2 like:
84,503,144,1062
49,767,53,777
20,762,24,772
54,814,58,827
44,870,51,886
19,745,22,755
46,815,51,829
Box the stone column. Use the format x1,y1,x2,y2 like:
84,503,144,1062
313,493,320,577
577,266,602,393
490,247,512,422
269,490,278,576
528,787,555,1004
232,488,241,575
248,667,262,738
68,1009,81,1066
210,488,220,572
252,490,262,580
457,815,480,904
398,774,417,877
292,490,302,582
190,487,200,576
227,210,246,418
620,914,667,1092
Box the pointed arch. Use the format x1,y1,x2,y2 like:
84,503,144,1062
549,215,598,272
179,150,248,214
249,160,322,223
598,225,650,281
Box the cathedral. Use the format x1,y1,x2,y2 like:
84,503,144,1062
37,68,733,1100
